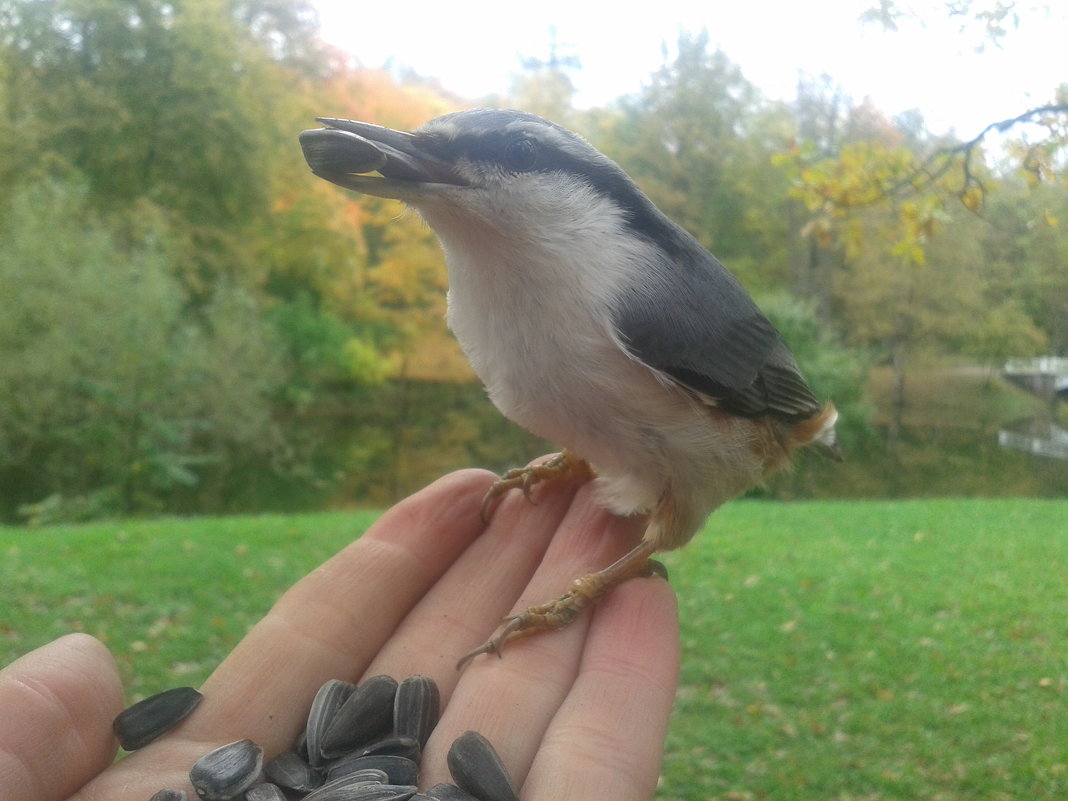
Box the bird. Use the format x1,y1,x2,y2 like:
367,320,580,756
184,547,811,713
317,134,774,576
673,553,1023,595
298,108,841,667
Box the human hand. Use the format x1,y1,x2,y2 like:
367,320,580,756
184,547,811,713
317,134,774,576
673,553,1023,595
0,467,680,801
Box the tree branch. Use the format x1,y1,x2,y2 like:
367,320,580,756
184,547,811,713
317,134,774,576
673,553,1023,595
941,102,1068,196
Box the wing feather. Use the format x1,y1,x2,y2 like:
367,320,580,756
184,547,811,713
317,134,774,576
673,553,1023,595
616,238,821,422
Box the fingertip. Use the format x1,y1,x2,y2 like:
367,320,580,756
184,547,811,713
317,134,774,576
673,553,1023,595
0,633,124,801
602,570,680,628
430,466,502,497
59,631,127,715
590,574,681,681
8,632,125,712
521,578,680,801
56,631,123,675
370,467,498,538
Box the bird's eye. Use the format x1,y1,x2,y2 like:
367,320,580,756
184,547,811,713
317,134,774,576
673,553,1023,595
504,138,538,171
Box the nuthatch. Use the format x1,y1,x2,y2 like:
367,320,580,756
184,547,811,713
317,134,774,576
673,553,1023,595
299,109,841,666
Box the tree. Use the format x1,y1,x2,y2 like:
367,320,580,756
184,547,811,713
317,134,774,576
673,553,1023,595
862,1,1054,45
978,181,1068,355
0,0,322,293
280,65,465,383
0,178,286,521
594,32,796,289
506,27,582,126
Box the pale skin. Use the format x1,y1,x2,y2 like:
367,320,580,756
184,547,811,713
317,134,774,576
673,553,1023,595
0,466,680,801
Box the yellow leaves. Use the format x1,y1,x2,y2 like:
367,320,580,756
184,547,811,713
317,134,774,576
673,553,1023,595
782,140,944,267
841,219,865,262
960,185,984,213
780,134,989,270
800,217,835,249
320,67,457,136
790,141,919,212
891,239,926,266
342,337,391,384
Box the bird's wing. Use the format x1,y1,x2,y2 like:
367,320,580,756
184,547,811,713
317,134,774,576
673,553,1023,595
614,244,821,421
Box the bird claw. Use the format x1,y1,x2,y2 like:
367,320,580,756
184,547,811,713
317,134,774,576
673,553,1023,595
455,616,525,670
478,451,592,523
455,594,587,671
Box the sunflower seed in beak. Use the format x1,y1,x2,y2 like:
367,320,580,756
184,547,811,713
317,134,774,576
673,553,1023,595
299,128,387,175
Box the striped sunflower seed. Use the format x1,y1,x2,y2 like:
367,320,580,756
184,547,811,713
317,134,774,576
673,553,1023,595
188,738,263,801
244,784,287,801
341,733,421,763
148,790,188,801
303,772,416,801
393,675,440,748
299,128,388,175
418,783,480,800
306,679,356,766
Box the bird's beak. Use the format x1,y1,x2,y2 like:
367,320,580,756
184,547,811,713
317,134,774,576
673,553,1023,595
298,117,463,200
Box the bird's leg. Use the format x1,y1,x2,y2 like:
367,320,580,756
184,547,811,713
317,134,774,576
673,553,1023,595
456,539,661,669
479,449,594,523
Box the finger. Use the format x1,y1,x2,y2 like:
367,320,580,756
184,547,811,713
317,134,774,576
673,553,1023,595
75,468,496,801
522,576,679,801
361,457,583,698
0,634,124,801
194,468,496,747
419,481,647,789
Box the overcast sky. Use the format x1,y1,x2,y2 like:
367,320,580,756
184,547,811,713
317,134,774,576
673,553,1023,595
311,0,1064,138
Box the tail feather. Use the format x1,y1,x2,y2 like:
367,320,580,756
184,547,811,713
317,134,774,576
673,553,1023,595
786,403,843,461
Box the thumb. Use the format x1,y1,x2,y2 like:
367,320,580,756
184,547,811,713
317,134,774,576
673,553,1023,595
0,633,125,801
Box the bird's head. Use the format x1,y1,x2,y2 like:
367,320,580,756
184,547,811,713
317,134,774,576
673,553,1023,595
299,108,666,242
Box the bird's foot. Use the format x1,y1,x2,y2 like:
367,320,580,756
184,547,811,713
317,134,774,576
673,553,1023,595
456,540,661,670
479,450,593,523
455,593,587,670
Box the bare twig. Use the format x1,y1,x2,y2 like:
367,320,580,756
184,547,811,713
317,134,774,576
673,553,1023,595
939,102,1068,197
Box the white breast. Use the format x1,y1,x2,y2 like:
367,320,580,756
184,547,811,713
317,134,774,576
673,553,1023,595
418,179,655,441
412,177,765,529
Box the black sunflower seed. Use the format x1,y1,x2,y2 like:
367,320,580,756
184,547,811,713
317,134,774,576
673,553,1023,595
420,783,481,801
446,731,518,801
264,749,323,792
299,128,388,176
112,686,202,751
325,754,417,786
148,790,188,801
343,734,421,762
320,675,398,758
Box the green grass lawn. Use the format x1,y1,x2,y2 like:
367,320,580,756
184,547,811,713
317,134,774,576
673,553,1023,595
2,499,1065,800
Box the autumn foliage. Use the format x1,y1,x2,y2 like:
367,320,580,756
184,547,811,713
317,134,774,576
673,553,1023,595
1,4,1065,521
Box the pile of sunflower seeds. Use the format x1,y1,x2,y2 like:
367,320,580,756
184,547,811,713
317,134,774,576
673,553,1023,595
114,675,518,801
